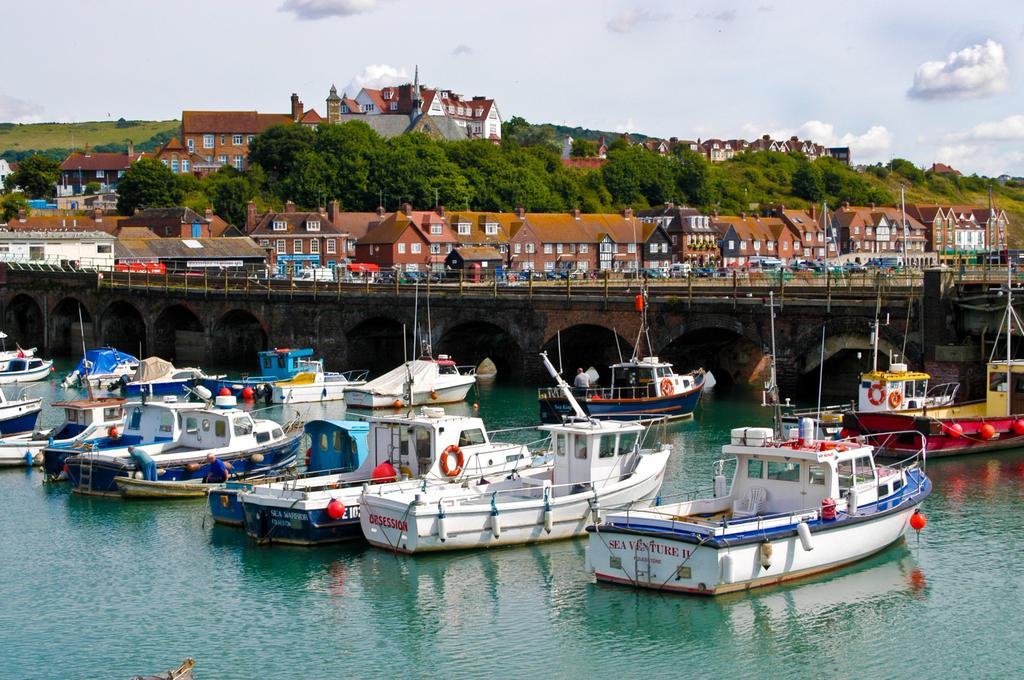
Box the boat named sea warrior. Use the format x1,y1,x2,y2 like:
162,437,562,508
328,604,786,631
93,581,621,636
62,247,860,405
585,421,930,595
61,396,302,497
237,409,536,546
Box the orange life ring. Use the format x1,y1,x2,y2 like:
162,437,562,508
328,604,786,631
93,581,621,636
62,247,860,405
867,383,885,406
660,378,674,396
440,444,464,477
888,390,903,409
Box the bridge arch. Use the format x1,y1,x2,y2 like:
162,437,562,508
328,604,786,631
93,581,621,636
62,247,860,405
213,309,268,367
4,294,44,350
657,317,767,390
99,300,148,356
541,324,633,384
154,303,205,363
346,316,408,376
313,308,348,368
51,297,93,355
436,320,523,382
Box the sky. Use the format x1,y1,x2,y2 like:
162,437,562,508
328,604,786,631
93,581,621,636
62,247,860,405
3,0,1023,176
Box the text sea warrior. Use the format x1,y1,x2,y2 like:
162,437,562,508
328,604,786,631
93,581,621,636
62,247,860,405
606,538,691,558
368,513,408,532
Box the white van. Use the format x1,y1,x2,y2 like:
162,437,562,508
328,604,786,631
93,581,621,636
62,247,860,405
294,267,336,282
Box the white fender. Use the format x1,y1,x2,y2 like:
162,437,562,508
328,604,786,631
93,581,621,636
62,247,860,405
437,514,448,542
720,553,734,583
543,507,553,534
847,488,859,516
713,474,727,498
490,512,502,538
797,521,814,551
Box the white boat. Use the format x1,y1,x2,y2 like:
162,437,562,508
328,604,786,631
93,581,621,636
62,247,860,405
5,397,126,470
585,420,931,595
0,356,53,384
358,353,671,554
235,409,540,545
344,356,476,409
61,347,138,389
0,332,35,362
0,387,42,437
114,477,218,499
271,362,368,404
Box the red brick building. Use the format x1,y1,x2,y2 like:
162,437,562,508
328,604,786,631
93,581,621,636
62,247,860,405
247,200,349,272
354,205,457,272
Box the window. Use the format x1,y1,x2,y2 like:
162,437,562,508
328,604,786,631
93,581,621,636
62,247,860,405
170,160,179,173
293,240,302,254
202,418,211,432
854,456,875,484
574,436,588,459
97,244,112,254
182,160,190,173
276,239,285,254
186,417,198,434
326,239,336,254
556,243,563,254
747,459,764,478
247,135,255,143
514,243,522,254
310,239,319,254
728,240,735,249
579,243,588,254
525,243,535,254
260,239,269,247
410,243,422,254
627,243,636,254
232,134,243,145
555,434,567,456
989,372,1008,393
484,223,498,236
306,220,320,232
233,156,243,170
618,433,637,455
649,243,657,253
458,428,486,446
233,416,254,436
767,461,800,482
457,223,471,236
430,243,440,254
218,155,227,165
431,224,442,235
187,138,195,152
837,459,854,495
405,263,419,272
272,220,287,232
544,244,553,254
128,407,142,430
160,412,174,433
599,435,617,458
203,134,214,149
808,465,826,485
397,243,406,254
95,169,105,178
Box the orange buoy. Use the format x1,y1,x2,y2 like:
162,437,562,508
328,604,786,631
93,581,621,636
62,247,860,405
909,510,926,532
980,423,996,440
945,422,963,438
392,399,403,408
326,499,346,520
1013,419,1024,436
634,294,644,312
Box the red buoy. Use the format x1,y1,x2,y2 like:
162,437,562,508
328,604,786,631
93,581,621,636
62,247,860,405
945,422,963,438
634,294,644,312
218,387,232,397
909,510,926,532
107,426,119,439
980,423,996,440
240,386,255,401
325,499,345,520
820,497,837,521
371,461,398,483
1013,419,1024,436
839,428,851,439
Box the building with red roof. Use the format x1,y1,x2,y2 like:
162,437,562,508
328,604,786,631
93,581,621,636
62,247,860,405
58,147,148,196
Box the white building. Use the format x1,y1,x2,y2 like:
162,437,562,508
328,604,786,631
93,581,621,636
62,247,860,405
0,159,13,191
0,230,116,269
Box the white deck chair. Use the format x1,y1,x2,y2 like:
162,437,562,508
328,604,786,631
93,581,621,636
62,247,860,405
732,486,767,518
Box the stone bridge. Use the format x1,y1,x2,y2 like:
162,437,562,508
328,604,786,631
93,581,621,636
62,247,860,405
0,266,936,395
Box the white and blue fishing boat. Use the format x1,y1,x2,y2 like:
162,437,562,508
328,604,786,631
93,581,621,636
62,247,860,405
61,347,138,389
200,347,317,400
209,419,371,525
61,395,302,496
10,397,126,472
585,420,930,594
236,408,537,545
0,387,42,436
0,355,53,384
117,356,222,398
270,363,369,404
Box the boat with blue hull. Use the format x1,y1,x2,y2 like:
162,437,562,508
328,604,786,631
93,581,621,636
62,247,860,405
208,419,371,526
200,347,318,399
0,388,42,436
235,408,537,546
20,398,126,473
62,396,302,496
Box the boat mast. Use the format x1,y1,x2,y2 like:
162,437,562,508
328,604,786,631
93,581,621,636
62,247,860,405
77,305,94,400
768,292,783,438
900,184,908,268
1007,260,1013,417
871,318,880,373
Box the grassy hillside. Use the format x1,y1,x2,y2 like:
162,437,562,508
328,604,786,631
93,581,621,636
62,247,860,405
0,119,179,159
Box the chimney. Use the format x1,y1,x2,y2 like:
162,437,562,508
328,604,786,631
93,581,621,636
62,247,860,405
18,208,26,222
870,202,875,210
246,202,258,230
285,200,296,212
436,205,445,217
377,206,386,218
514,206,525,218
622,207,633,218
842,201,850,210
127,140,135,158
809,204,817,220
401,202,412,216
290,93,303,123
328,200,340,224
93,207,102,222
133,208,141,216
318,205,327,218
740,211,746,219
570,208,581,219
204,207,214,221
664,201,674,209
84,144,91,158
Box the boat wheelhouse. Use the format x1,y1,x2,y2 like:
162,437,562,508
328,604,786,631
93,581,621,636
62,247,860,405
586,422,930,595
30,397,126,473
235,409,536,545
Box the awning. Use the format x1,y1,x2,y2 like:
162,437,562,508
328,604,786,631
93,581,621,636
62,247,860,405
556,254,574,261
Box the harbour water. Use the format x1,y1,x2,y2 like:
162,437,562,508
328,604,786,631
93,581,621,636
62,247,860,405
1,367,1023,678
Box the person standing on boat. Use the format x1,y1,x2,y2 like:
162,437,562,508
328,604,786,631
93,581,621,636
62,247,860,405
203,454,231,483
574,368,590,390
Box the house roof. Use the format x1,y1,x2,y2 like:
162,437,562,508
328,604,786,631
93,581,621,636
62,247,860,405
451,246,504,261
115,237,267,260
445,212,518,244
115,226,160,239
181,111,292,134
6,214,126,234
249,210,347,236
300,109,325,125
329,212,382,240
60,152,146,172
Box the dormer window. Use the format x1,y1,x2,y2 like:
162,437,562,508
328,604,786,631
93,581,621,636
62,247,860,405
484,223,498,236
272,220,287,232
430,224,442,235
382,89,392,100
457,223,470,236
306,220,320,232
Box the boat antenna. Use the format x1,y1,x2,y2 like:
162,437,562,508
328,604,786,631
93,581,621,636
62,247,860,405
767,292,783,438
426,280,433,356
613,327,624,363
557,330,563,375
816,323,826,424
871,317,880,373
412,280,420,357
402,323,408,364
77,304,94,400
1008,260,1014,417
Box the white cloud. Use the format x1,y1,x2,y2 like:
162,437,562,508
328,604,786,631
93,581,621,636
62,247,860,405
615,118,637,133
607,8,669,34
344,64,411,96
907,39,1009,100
947,114,1024,142
452,44,473,57
694,9,736,23
0,93,43,122
280,0,383,20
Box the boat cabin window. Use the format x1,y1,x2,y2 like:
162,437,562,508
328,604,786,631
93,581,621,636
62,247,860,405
273,428,284,439
555,434,567,457
104,406,123,420
807,464,826,485
618,432,638,455
656,367,672,378
278,356,287,369
215,421,227,438
160,412,174,433
837,459,854,495
767,461,800,482
458,428,486,447
598,434,617,458
128,407,142,431
320,433,330,450
613,367,654,386
439,364,457,375
202,418,211,432
66,409,79,424
263,357,273,370
413,427,431,459
854,456,875,484
256,431,270,444
186,417,199,434
747,459,764,479
575,436,588,459
892,478,903,493
990,372,1009,392
233,416,254,437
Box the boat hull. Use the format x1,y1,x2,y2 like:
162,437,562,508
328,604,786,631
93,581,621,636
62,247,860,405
241,494,363,545
539,376,705,424
842,408,1024,457
124,380,195,398
588,472,930,595
208,486,250,526
271,382,351,404
345,378,475,409
0,362,53,384
199,377,271,399
0,403,41,436
115,478,215,499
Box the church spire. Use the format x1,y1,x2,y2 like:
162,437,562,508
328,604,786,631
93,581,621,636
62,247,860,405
411,64,423,118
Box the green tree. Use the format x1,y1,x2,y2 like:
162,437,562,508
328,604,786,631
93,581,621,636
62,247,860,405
248,124,316,193
671,148,712,207
8,155,60,198
792,162,825,201
0,193,29,222
312,121,387,209
84,181,101,195
601,145,672,207
378,133,470,209
891,158,925,184
203,167,255,227
116,157,182,214
570,139,597,158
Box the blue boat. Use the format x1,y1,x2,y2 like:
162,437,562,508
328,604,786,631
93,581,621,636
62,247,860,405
36,398,127,475
199,347,316,399
61,396,302,496
0,388,42,436
208,419,370,526
61,348,138,389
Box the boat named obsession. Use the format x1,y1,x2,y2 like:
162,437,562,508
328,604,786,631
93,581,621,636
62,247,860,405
585,420,930,595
